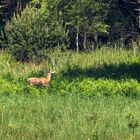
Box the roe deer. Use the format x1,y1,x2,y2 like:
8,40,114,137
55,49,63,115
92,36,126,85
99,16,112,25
27,69,55,86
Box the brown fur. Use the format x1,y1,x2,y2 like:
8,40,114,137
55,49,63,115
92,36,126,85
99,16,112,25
27,69,55,86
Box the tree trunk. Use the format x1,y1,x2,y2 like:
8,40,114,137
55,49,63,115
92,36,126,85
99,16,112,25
83,32,87,50
136,9,140,32
94,32,98,48
76,26,79,52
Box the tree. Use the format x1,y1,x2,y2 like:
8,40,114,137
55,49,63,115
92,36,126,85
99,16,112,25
58,0,109,51
107,0,140,43
1,0,68,61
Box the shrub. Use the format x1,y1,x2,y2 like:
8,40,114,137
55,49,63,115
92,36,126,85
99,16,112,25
2,6,68,62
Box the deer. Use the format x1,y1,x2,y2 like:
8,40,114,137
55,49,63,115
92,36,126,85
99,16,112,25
27,69,55,86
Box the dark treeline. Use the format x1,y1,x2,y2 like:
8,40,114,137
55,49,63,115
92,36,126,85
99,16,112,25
0,0,30,27
0,0,30,44
0,0,140,61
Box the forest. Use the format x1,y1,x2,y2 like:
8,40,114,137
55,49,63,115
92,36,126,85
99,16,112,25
0,0,140,140
0,0,140,61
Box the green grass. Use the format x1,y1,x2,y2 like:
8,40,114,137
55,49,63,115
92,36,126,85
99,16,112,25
0,47,140,139
0,94,140,140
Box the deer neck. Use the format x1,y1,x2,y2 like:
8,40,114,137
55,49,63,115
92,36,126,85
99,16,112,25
47,72,52,81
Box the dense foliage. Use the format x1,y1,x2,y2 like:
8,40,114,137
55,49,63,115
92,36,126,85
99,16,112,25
0,0,140,61
5,8,68,61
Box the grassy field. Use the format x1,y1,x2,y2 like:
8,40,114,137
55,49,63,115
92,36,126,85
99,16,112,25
0,47,140,140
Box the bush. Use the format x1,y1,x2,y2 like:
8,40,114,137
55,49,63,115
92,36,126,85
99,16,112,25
2,6,68,62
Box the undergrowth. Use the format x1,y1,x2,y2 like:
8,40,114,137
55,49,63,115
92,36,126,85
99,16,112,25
0,48,140,139
0,48,140,98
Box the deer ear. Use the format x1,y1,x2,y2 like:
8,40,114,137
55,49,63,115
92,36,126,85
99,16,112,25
51,69,55,74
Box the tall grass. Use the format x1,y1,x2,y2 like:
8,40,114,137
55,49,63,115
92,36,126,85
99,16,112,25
0,47,140,139
0,94,140,140
0,47,140,97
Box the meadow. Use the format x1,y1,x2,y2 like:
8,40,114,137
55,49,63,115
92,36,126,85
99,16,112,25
0,47,140,140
